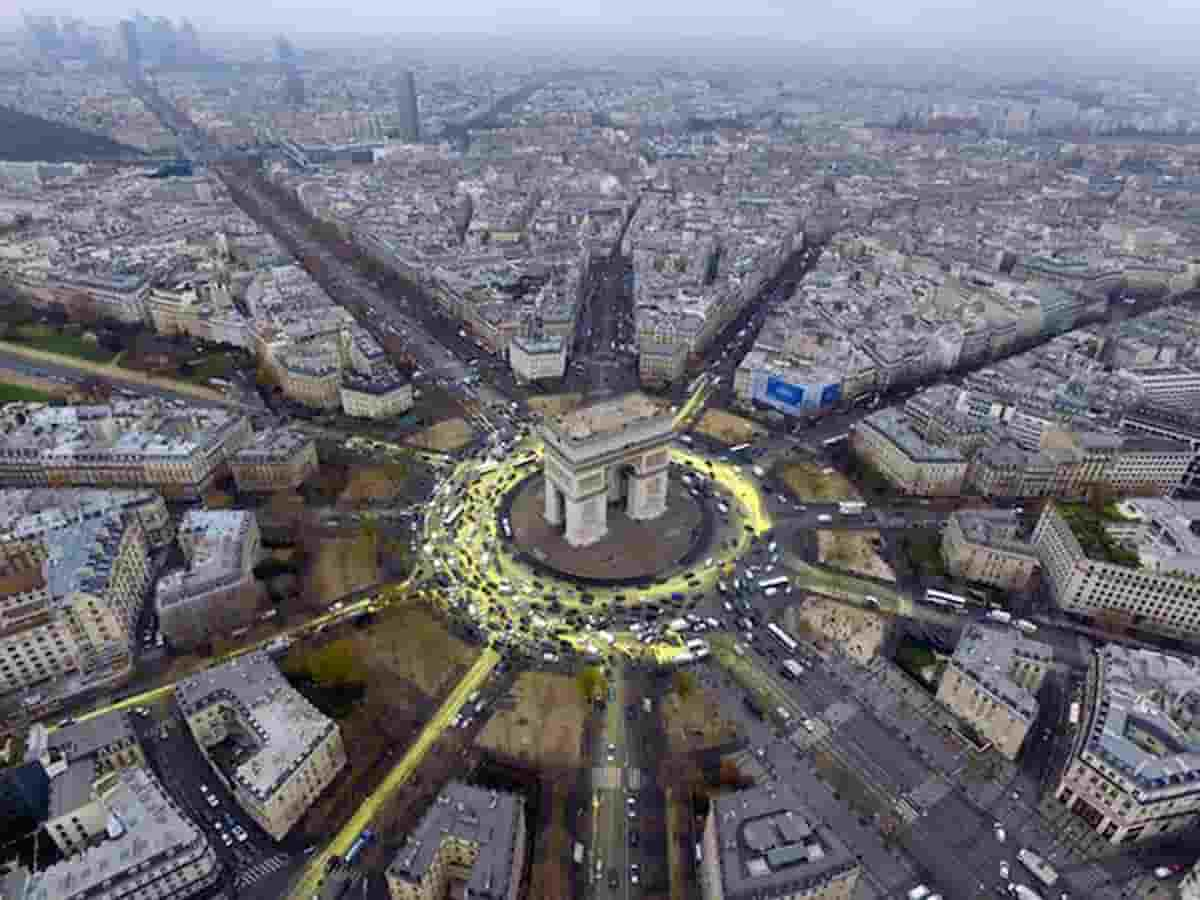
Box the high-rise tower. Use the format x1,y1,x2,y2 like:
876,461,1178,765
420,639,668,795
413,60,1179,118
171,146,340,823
395,70,420,142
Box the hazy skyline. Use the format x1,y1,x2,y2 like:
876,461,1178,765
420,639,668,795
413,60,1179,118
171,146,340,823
8,0,1200,59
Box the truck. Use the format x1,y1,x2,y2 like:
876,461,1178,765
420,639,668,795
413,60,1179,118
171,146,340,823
1017,847,1058,887
986,610,1013,624
1015,618,1039,634
838,501,866,515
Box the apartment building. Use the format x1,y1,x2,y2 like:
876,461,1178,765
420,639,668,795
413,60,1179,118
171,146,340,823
1032,502,1200,638
340,372,414,420
229,427,318,492
509,333,567,382
1055,645,1200,845
941,510,1039,592
19,766,221,900
0,401,251,500
157,510,263,650
936,624,1051,759
386,781,526,900
1125,365,1200,408
144,278,254,349
850,409,967,496
0,511,151,694
699,781,860,900
176,652,346,840
0,487,173,549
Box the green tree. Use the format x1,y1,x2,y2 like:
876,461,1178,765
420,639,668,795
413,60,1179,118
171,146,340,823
288,638,367,688
576,666,607,702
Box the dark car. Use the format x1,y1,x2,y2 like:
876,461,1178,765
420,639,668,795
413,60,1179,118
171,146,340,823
607,868,619,890
630,830,639,848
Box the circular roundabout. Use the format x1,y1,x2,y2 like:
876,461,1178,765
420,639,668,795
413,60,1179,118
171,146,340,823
418,439,773,665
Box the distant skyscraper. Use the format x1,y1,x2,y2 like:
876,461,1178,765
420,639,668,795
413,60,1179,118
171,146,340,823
119,19,140,68
396,70,420,142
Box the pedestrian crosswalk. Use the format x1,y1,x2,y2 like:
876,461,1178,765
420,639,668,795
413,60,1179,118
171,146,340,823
235,853,289,888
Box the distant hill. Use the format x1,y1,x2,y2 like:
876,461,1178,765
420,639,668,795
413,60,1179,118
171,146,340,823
0,104,149,163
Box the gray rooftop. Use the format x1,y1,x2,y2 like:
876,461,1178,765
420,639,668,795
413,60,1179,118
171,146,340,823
41,710,135,764
710,781,858,900
24,767,208,900
1082,645,1200,795
952,509,1037,559
387,781,522,899
859,408,965,463
950,624,1051,721
47,756,96,820
174,652,337,803
232,427,315,462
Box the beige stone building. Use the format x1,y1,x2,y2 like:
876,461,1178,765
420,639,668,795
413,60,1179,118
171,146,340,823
175,652,346,840
230,427,319,492
340,373,414,420
850,409,967,496
541,393,675,547
941,509,1039,592
509,333,567,382
156,510,263,650
0,511,150,694
1055,645,1200,845
936,624,1051,760
145,279,253,349
386,782,526,900
699,781,860,900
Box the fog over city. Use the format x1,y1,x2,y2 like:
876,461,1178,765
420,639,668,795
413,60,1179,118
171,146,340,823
6,0,1200,59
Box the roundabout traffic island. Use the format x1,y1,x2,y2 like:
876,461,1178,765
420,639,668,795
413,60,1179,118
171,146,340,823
506,472,707,583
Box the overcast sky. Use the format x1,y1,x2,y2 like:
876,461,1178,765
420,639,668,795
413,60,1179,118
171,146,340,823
9,0,1200,59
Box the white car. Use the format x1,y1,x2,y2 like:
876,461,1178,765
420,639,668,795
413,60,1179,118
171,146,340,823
1000,861,1010,879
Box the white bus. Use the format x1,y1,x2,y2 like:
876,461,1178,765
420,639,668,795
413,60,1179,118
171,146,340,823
822,433,848,446
838,501,866,515
925,589,968,608
1017,848,1058,887
767,623,798,653
444,505,465,528
759,575,790,591
1068,701,1081,726
781,659,805,679
729,443,751,454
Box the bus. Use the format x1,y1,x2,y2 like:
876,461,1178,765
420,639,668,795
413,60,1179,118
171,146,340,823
1015,618,1039,634
1068,701,1081,726
925,589,968,609
822,433,848,447
1017,848,1058,887
444,505,465,528
781,659,805,679
573,842,585,865
759,575,790,591
767,623,798,653
729,443,751,454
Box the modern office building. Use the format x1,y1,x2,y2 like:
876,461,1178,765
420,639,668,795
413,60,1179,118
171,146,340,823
175,652,346,840
941,509,1039,592
1055,645,1200,845
395,70,421,143
937,624,1051,759
699,781,860,900
541,393,676,546
20,766,221,900
1032,502,1200,637
156,510,263,650
386,781,526,900
229,427,319,492
850,409,968,496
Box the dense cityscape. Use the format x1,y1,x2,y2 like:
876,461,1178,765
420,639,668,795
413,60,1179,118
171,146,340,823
2,10,1200,900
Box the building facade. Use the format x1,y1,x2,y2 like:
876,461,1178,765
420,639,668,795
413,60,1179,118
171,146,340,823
936,624,1051,759
850,409,968,496
175,652,346,840
1054,645,1200,845
541,393,676,547
941,510,1039,592
509,334,567,382
1032,503,1200,637
229,428,319,492
386,782,526,900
